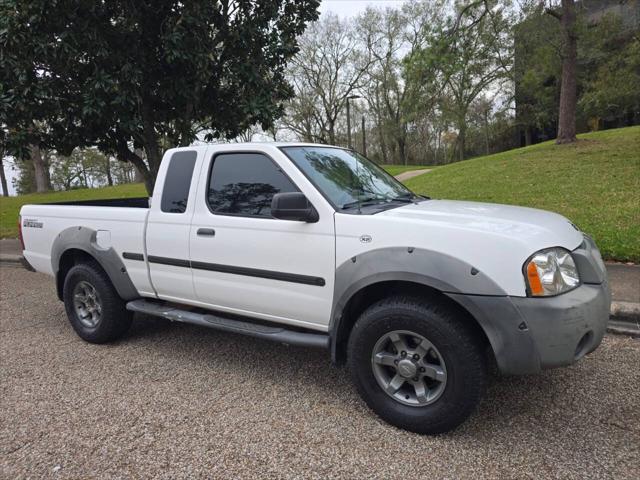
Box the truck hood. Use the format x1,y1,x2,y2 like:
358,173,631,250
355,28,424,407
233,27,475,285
379,199,584,251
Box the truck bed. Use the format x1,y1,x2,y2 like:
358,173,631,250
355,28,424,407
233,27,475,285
44,197,149,208
20,200,152,294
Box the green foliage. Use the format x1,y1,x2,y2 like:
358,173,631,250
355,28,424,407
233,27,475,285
514,8,561,133
515,7,640,140
405,126,640,262
579,17,640,124
0,0,320,191
403,0,513,161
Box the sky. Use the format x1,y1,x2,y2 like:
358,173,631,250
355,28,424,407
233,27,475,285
2,0,410,196
320,0,408,18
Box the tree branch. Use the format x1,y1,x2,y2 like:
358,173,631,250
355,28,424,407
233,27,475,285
545,8,562,20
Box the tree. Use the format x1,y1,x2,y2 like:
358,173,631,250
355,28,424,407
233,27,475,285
545,0,578,143
284,13,373,145
0,131,9,196
357,1,447,165
514,3,561,145
0,148,8,197
578,15,640,129
443,1,512,160
28,145,53,192
402,1,512,162
0,0,320,194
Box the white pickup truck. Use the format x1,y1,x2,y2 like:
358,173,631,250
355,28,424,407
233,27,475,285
19,143,611,434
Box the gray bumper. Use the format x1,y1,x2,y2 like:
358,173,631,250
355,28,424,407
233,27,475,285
447,280,611,375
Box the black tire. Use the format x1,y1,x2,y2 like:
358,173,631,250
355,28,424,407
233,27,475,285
347,295,487,434
63,261,132,343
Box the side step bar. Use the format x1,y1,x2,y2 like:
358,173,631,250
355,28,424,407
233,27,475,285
126,299,329,349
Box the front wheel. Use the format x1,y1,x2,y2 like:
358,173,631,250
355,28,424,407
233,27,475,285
63,261,132,343
347,296,487,434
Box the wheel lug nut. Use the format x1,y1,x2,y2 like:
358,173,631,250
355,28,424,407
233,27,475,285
413,354,420,360
401,351,407,357
413,377,419,381
420,367,426,372
394,359,399,365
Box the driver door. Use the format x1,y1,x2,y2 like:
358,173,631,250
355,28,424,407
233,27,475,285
189,149,335,331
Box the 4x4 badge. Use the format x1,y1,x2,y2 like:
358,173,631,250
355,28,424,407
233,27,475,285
359,235,372,243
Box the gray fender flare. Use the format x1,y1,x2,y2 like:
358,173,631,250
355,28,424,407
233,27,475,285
329,247,508,362
51,226,140,301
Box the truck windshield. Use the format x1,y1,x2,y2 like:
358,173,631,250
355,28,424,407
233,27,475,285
281,146,418,210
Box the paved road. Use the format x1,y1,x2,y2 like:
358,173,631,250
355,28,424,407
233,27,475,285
394,168,431,181
1,264,639,479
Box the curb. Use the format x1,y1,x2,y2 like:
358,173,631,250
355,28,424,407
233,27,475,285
607,320,640,338
0,254,23,265
1,253,639,336
607,301,640,337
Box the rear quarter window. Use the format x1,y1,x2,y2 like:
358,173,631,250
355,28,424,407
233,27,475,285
161,151,197,213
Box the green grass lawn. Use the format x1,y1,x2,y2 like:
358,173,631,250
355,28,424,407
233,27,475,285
405,126,640,262
382,164,431,176
0,183,146,238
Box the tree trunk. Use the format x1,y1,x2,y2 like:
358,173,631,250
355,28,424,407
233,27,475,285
132,148,146,184
0,154,9,196
139,97,163,193
484,111,490,155
327,119,336,146
116,141,155,194
457,124,466,162
524,126,532,146
378,121,389,164
556,0,578,144
142,144,161,193
29,145,51,193
105,157,113,186
398,137,407,166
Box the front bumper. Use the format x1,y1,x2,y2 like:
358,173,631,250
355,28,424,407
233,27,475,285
449,280,611,375
512,280,611,369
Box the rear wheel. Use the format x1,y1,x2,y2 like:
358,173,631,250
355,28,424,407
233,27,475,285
347,295,487,434
63,262,132,343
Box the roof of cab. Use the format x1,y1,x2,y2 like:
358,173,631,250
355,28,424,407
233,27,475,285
167,142,345,152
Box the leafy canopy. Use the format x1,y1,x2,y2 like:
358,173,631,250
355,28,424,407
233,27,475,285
0,0,320,191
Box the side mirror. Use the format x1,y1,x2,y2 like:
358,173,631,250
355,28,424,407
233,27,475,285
271,192,319,223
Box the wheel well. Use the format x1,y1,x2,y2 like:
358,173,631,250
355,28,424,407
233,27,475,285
56,249,99,300
333,280,491,364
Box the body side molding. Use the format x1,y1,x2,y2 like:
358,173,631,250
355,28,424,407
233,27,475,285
122,252,326,287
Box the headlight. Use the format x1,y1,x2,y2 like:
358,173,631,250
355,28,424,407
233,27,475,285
524,247,580,296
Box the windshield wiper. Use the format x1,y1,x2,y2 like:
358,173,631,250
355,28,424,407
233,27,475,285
341,197,387,210
390,193,421,203
390,196,414,203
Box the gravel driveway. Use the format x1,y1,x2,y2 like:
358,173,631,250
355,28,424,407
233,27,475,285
1,264,639,479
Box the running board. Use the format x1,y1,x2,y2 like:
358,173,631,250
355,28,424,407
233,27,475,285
126,299,329,349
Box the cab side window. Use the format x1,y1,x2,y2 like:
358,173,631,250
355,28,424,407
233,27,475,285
161,151,197,213
207,153,298,217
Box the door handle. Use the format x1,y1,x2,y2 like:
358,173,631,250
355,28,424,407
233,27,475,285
197,228,216,237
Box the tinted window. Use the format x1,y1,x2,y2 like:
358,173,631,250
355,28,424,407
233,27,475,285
207,153,298,217
161,151,197,213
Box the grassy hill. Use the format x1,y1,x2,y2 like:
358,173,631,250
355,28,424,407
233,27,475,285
2,127,638,261
405,126,640,262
